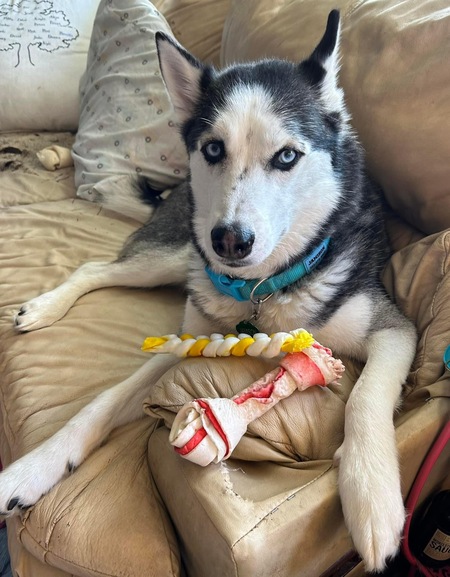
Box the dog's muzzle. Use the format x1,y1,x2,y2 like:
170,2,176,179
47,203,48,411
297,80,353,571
211,223,255,260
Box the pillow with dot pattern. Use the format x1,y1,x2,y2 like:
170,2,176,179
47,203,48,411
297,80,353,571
72,0,188,222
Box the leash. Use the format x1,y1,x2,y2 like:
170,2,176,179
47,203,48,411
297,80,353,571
402,340,450,577
403,421,449,576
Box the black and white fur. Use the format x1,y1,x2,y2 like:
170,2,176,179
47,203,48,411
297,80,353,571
4,11,416,572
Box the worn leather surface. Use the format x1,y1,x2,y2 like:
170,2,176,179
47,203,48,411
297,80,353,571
0,134,185,577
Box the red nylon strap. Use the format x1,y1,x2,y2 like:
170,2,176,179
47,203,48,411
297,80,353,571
402,422,450,577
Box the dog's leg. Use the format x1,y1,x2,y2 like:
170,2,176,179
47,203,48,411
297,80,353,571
335,325,416,572
14,243,190,332
181,297,225,334
14,181,191,332
0,353,178,516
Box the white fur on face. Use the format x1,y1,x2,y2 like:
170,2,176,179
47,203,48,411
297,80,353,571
189,84,343,279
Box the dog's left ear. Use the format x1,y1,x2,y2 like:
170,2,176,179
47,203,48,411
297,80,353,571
300,10,348,119
156,32,211,123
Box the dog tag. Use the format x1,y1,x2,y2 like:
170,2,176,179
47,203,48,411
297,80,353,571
235,319,260,336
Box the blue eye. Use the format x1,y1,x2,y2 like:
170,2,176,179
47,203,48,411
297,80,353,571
202,140,225,164
205,143,221,157
272,148,301,170
279,149,297,164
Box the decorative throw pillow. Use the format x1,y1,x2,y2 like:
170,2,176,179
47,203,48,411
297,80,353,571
0,0,98,131
72,0,188,221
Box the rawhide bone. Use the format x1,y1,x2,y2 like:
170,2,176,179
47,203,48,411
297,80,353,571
142,330,345,465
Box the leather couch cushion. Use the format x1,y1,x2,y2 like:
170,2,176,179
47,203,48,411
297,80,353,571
221,0,450,235
147,396,449,577
148,426,353,577
0,134,185,577
383,230,450,408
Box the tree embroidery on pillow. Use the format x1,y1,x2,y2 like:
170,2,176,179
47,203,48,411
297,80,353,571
0,0,79,67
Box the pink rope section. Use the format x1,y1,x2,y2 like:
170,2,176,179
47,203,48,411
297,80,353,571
402,421,450,577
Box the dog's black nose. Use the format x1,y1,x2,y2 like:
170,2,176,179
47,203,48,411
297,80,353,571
211,224,255,260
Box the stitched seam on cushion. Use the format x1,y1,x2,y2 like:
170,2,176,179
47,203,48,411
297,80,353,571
154,433,240,577
19,527,115,577
231,463,334,548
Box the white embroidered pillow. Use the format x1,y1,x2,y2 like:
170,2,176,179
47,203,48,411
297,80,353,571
0,0,98,131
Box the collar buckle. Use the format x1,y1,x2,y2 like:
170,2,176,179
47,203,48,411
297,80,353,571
206,270,248,302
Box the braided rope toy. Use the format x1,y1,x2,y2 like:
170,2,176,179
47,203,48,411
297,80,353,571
142,329,345,466
142,329,317,358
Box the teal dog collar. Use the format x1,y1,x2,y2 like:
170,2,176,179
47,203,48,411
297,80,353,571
205,237,331,302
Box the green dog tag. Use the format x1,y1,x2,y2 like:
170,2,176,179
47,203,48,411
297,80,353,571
235,319,260,336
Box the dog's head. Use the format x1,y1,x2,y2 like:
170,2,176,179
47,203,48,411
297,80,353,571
157,11,356,278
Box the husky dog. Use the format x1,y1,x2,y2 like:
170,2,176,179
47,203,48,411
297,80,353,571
3,11,416,572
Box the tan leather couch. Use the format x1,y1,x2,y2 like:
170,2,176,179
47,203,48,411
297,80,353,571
0,1,449,576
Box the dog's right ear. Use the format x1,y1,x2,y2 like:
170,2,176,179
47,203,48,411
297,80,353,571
156,32,209,122
299,10,348,120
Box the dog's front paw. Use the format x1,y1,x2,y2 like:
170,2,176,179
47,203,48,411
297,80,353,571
14,290,71,332
0,461,58,517
0,442,76,517
337,441,405,572
0,464,39,517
